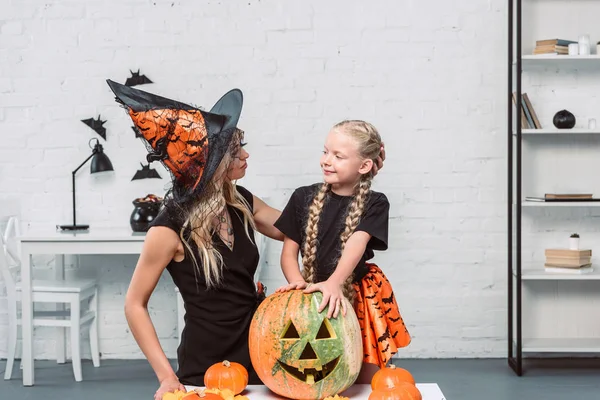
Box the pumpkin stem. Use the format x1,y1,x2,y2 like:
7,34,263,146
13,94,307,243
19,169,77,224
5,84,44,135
389,364,396,370
223,360,231,368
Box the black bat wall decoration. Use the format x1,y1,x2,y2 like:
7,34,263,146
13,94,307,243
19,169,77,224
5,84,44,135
131,163,162,181
81,115,107,140
125,69,153,87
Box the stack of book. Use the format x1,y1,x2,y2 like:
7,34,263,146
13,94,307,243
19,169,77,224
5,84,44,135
533,38,577,55
545,249,593,274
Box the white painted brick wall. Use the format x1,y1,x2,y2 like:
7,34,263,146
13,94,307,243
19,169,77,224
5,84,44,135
0,0,513,362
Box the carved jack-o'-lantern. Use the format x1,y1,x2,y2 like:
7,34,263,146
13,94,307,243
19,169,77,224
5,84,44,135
249,290,362,400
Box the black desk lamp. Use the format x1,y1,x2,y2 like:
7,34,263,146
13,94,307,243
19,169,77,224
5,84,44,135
59,138,114,231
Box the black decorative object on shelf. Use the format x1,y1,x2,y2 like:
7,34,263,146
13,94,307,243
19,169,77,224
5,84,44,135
132,126,143,138
58,138,114,231
81,115,107,140
553,109,576,129
125,69,153,87
130,195,162,232
131,163,162,181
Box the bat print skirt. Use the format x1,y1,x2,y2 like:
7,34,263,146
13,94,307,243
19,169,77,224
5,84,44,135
352,263,411,368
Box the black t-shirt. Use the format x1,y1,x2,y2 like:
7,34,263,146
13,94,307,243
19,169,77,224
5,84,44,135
274,183,389,283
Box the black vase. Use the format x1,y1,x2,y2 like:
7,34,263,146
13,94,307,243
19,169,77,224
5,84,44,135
130,200,161,232
553,109,576,129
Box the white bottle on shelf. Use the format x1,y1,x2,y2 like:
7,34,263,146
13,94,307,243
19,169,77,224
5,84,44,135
578,34,591,55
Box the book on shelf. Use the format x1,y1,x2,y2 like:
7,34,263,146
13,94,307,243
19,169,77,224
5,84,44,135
545,249,592,257
545,258,591,268
533,44,568,55
525,194,599,202
535,39,577,47
545,193,593,199
544,265,593,274
512,92,541,129
521,96,535,128
522,93,541,128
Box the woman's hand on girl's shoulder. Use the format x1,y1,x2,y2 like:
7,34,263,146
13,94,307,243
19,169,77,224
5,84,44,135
275,280,308,293
372,142,386,176
303,280,347,319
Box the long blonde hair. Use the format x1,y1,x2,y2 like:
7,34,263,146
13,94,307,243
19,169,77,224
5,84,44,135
301,120,382,301
180,130,256,289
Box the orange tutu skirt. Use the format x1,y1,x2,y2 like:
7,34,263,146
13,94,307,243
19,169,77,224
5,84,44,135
353,263,411,368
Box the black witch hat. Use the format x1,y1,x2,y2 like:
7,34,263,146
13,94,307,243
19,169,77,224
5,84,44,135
106,80,243,202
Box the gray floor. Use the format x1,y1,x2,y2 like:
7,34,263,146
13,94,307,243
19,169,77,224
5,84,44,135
1,358,599,399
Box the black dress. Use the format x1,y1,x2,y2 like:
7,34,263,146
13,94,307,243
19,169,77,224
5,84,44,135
150,186,263,386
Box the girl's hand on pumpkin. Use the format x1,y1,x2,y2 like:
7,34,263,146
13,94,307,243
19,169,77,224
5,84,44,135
275,280,308,292
155,375,185,400
303,280,347,319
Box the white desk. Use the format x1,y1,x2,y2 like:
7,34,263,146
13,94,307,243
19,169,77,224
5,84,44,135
185,384,447,400
18,228,146,386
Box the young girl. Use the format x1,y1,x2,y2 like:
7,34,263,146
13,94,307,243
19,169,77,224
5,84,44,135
274,120,410,382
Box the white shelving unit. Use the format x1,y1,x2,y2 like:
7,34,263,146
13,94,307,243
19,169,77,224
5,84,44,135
520,268,600,280
520,54,600,63
522,201,600,207
520,128,600,135
508,0,600,376
523,338,600,353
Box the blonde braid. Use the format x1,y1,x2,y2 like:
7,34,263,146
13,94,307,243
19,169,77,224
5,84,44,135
301,183,330,284
331,119,382,302
339,178,372,301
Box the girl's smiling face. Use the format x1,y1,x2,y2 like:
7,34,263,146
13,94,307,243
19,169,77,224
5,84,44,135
320,129,373,195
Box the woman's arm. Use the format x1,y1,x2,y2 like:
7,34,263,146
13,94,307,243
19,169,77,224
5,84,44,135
304,231,372,318
252,195,284,241
124,226,185,398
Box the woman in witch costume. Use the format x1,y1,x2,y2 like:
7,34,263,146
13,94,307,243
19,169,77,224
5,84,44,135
106,80,285,399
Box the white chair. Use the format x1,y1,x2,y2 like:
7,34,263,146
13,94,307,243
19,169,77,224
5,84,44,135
1,215,100,382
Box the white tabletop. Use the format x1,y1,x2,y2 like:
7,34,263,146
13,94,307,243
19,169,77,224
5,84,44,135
18,227,147,242
185,384,446,400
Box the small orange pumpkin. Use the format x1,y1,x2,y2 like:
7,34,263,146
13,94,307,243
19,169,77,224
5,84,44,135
368,383,422,400
371,365,415,390
204,360,248,395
